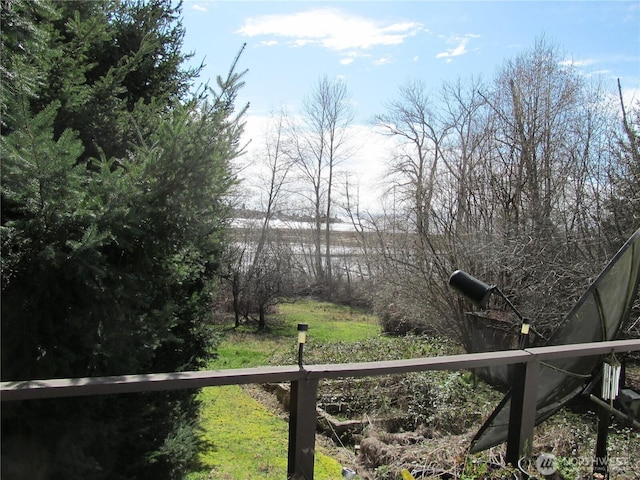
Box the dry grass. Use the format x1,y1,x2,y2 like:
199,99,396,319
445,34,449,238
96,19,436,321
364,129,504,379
344,401,640,479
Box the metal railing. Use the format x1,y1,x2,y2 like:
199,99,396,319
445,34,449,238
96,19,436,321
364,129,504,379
2,339,639,479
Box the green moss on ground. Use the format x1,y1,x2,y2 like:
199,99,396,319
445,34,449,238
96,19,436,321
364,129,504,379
187,385,342,480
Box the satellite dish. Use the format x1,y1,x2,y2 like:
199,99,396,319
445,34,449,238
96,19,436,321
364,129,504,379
470,228,640,453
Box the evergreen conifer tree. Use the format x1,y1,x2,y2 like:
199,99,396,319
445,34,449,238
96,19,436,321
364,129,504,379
1,1,247,477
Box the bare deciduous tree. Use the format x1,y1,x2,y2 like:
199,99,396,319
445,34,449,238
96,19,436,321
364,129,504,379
224,110,299,329
375,79,449,237
252,109,293,264
367,39,629,347
290,75,355,297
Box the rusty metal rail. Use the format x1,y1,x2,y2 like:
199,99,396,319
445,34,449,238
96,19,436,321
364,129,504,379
2,338,639,479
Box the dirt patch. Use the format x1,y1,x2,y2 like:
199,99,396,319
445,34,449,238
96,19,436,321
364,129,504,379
242,384,289,420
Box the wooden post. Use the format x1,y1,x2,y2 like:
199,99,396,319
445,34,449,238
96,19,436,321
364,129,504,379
506,358,539,466
593,403,610,479
288,378,319,479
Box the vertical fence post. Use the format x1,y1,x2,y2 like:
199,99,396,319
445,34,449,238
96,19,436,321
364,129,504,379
593,403,611,478
288,377,319,480
506,357,539,466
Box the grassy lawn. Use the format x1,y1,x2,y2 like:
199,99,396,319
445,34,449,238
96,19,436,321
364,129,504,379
208,331,290,369
188,385,342,480
187,299,380,479
195,385,289,478
276,299,382,343
206,300,381,370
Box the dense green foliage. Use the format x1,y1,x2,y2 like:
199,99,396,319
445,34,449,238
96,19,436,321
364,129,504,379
1,0,246,478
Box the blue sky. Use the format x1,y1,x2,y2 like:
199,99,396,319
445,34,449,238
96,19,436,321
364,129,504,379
180,1,640,209
182,1,639,122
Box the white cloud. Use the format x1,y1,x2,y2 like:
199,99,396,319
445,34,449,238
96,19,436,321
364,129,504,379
339,51,371,66
436,34,479,60
373,57,392,66
588,69,612,77
560,58,597,68
237,8,422,59
192,4,207,13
